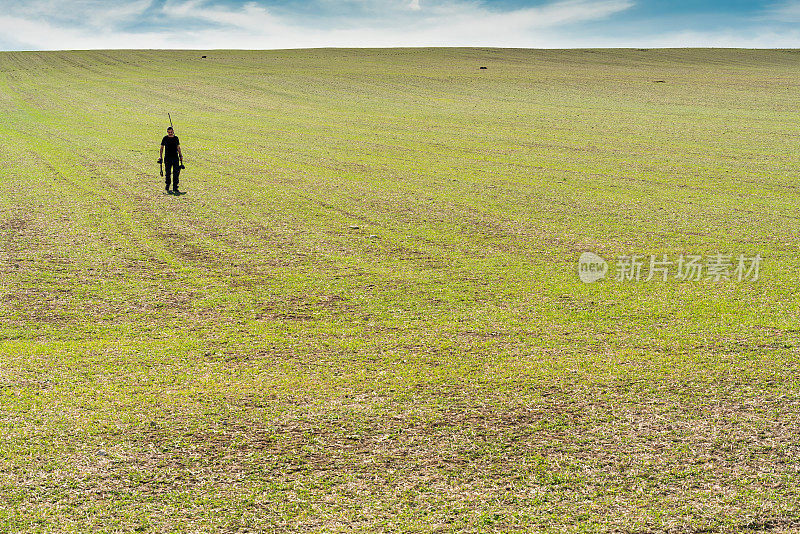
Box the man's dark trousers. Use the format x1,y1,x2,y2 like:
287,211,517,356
165,158,181,190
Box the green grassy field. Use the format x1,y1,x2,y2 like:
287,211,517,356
1,47,799,533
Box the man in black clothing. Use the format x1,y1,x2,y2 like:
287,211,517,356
158,126,184,193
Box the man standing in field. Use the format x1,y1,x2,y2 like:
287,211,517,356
158,126,184,194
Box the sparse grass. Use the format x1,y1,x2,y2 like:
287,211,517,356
0,48,799,533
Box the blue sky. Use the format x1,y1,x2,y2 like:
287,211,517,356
0,1,798,50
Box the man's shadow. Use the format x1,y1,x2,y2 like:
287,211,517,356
165,191,187,196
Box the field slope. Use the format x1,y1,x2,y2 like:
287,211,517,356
0,48,799,533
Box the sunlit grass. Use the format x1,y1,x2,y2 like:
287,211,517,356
0,48,798,533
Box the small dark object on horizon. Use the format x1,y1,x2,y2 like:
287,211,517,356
201,55,207,58
653,80,666,83
480,66,487,69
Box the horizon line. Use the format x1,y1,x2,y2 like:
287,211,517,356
2,46,800,53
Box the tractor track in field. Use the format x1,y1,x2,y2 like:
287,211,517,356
0,111,239,279
12,134,216,278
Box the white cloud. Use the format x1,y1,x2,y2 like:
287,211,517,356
166,1,287,33
0,0,637,50
763,1,800,22
3,0,154,27
4,0,800,50
625,28,800,48
0,14,182,49
411,0,634,42
88,0,155,26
